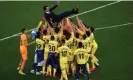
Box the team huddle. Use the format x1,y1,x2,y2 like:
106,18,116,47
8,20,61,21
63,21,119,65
17,16,99,80
17,2,99,80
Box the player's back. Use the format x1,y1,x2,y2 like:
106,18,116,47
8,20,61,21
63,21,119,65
53,32,62,43
48,40,58,52
82,37,91,50
43,35,50,44
58,46,71,64
36,38,44,50
74,48,88,64
65,37,73,49
73,38,81,49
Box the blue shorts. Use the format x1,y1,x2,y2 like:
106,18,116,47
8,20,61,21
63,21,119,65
36,50,44,63
75,63,90,80
46,52,57,68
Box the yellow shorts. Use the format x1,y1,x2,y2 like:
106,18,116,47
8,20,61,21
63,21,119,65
44,49,48,60
68,54,74,61
60,63,67,70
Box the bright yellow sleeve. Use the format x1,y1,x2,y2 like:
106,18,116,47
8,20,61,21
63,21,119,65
78,29,85,35
36,21,43,31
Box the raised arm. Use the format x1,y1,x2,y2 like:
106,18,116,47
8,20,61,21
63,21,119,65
50,1,59,11
76,16,88,31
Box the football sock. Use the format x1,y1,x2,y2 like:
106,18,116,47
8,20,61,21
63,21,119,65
86,63,90,73
53,68,57,76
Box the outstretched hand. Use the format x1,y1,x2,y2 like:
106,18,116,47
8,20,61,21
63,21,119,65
56,0,59,5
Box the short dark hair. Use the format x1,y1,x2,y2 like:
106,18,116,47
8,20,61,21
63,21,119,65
90,27,94,32
83,34,86,40
21,28,26,33
43,29,47,35
38,27,42,31
63,30,68,36
54,27,60,33
75,33,79,38
51,35,55,40
86,31,91,37
61,39,65,44
78,42,83,48
36,32,41,38
65,32,71,40
43,6,48,11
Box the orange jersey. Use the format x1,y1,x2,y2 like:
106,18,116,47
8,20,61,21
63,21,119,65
20,34,27,54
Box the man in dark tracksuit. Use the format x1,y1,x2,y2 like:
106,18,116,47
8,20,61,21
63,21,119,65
43,1,79,27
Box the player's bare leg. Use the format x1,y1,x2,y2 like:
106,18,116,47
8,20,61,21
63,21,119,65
90,55,96,71
67,61,70,75
71,62,75,76
92,42,99,66
17,59,23,70
60,69,68,80
18,60,26,75
42,60,47,75
86,63,91,73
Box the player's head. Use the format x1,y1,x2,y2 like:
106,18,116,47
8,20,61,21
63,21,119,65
86,31,91,37
90,27,94,33
61,39,65,45
75,33,79,38
78,42,83,48
54,27,60,33
43,29,47,35
51,35,55,41
21,28,27,34
65,32,71,40
43,6,49,11
63,30,68,36
83,34,87,40
36,32,41,38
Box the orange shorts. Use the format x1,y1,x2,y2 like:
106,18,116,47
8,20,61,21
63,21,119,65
20,47,28,61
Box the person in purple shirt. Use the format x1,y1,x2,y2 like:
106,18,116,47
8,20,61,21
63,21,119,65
43,1,79,28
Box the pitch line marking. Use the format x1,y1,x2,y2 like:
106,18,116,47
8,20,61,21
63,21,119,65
0,0,122,42
0,22,132,42
95,22,133,30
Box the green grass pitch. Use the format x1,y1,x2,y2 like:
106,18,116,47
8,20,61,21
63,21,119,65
0,1,133,80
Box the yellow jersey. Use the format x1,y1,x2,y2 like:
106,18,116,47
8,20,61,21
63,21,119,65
43,35,50,44
90,33,95,44
58,46,71,64
74,48,88,64
48,41,58,52
65,37,73,49
82,37,91,50
51,31,63,42
77,29,85,38
73,37,81,49
35,38,44,50
43,35,50,59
